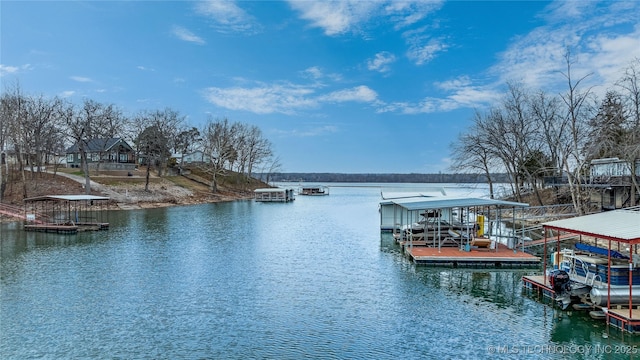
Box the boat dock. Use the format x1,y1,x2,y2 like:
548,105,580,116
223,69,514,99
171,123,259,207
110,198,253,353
523,207,640,334
22,195,111,234
523,274,640,333
522,275,556,300
254,188,295,202
400,241,540,267
298,185,329,196
385,195,540,268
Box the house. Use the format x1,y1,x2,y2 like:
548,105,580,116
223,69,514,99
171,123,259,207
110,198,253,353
589,157,640,210
66,138,136,170
171,150,211,165
1,147,66,169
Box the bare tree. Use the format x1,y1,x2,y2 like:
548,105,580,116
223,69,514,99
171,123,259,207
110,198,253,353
261,154,282,185
557,49,596,215
130,108,184,190
201,117,237,193
136,124,167,191
449,110,499,198
1,83,28,198
244,125,272,179
63,99,124,194
174,127,201,171
529,89,565,177
616,58,640,206
22,94,65,179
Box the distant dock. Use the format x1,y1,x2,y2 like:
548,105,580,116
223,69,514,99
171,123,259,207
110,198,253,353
254,188,295,202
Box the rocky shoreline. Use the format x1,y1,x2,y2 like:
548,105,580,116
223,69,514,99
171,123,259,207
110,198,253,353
0,171,257,223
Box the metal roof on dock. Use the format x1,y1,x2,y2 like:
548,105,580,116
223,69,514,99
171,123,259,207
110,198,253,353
24,195,110,202
542,208,640,243
389,196,529,211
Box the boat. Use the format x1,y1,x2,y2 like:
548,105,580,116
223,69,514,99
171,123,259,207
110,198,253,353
552,244,640,308
572,303,593,311
589,310,607,320
299,185,329,196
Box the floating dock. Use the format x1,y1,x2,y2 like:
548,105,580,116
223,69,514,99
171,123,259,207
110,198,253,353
254,188,295,202
400,242,540,268
522,274,640,333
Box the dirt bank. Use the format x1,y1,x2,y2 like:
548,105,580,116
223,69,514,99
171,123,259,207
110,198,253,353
0,169,258,212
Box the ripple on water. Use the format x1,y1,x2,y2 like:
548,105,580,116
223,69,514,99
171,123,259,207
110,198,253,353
1,188,636,359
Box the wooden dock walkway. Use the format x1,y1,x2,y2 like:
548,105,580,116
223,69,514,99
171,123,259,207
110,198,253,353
401,242,540,267
521,233,579,249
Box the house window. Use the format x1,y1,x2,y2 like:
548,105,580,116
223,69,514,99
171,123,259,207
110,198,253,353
91,153,99,162
67,154,74,163
119,153,128,162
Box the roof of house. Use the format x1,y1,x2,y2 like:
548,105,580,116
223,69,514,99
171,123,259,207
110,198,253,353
66,138,131,153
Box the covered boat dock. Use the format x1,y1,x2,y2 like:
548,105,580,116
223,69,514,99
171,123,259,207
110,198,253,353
254,188,295,202
523,206,640,333
299,185,329,196
23,195,110,234
386,196,539,267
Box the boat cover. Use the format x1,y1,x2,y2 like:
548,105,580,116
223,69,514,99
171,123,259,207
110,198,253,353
575,243,629,259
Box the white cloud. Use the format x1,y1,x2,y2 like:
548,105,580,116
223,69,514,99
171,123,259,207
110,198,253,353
0,64,32,77
300,66,343,83
406,38,448,66
301,66,323,80
70,76,92,82
60,91,75,98
320,86,378,103
584,25,640,88
172,25,205,44
203,83,316,114
203,82,377,114
435,76,472,91
287,1,378,36
383,1,443,29
274,125,339,137
367,51,396,73
376,77,499,114
0,64,19,76
490,1,640,96
195,0,258,33
288,0,440,37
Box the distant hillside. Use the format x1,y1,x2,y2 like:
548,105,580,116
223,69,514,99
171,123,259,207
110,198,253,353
264,173,510,183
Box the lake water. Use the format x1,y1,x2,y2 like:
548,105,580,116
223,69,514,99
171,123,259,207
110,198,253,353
1,183,639,359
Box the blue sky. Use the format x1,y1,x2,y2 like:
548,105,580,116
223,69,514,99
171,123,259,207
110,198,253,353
2,1,639,173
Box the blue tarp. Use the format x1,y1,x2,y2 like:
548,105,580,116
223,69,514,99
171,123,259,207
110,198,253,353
575,243,629,259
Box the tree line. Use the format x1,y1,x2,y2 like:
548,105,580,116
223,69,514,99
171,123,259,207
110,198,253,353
0,84,280,200
450,52,640,214
266,172,511,183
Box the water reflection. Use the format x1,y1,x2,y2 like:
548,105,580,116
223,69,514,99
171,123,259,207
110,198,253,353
2,186,640,359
